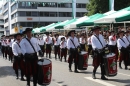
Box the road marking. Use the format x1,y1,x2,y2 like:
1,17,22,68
84,77,116,86
88,66,130,77
55,83,63,86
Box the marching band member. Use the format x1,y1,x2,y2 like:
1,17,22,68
91,26,108,80
12,33,25,80
79,34,86,51
87,33,93,57
67,30,80,73
108,31,117,53
117,31,128,70
20,28,43,86
38,35,45,57
60,37,67,62
53,34,60,60
45,32,52,59
1,35,5,58
4,36,8,59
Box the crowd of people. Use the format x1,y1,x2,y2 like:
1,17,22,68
0,26,130,86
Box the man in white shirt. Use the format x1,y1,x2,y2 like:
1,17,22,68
45,32,52,59
79,34,86,51
108,31,117,53
67,30,80,73
117,31,129,70
60,37,67,62
4,36,9,59
38,35,45,57
12,33,25,81
20,28,43,86
53,34,60,60
91,26,107,80
1,35,5,58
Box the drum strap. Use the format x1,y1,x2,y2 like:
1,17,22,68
125,36,130,44
94,35,103,48
70,39,76,48
16,42,21,48
120,38,126,44
26,38,36,53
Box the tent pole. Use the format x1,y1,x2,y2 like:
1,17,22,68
124,22,126,30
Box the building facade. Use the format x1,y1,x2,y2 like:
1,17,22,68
1,0,88,34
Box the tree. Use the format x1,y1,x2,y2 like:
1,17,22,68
86,0,130,16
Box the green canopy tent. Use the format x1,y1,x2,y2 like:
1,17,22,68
39,23,56,32
55,19,77,29
77,13,105,27
115,12,130,22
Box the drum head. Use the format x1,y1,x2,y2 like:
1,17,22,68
38,59,51,65
81,51,88,55
105,53,115,58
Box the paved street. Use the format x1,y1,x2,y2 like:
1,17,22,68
0,52,130,86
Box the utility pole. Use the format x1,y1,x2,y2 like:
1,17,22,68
109,0,115,11
72,0,76,19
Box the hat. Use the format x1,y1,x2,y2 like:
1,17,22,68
54,34,59,37
118,31,124,34
61,37,65,40
67,30,76,36
124,31,129,33
14,33,22,38
23,28,32,34
45,32,49,35
91,26,101,31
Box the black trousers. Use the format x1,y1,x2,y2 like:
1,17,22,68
54,45,60,58
1,46,5,58
25,55,38,86
93,51,105,76
69,49,78,71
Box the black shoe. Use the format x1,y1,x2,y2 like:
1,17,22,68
125,67,128,70
119,66,122,69
92,73,96,79
101,76,108,80
74,70,79,73
21,78,25,81
69,69,72,72
16,77,19,79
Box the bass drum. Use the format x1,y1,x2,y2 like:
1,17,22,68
37,59,52,85
104,53,117,77
78,51,88,70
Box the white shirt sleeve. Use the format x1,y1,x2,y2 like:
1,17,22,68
12,42,18,56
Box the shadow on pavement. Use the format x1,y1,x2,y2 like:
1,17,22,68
108,79,130,84
0,66,15,78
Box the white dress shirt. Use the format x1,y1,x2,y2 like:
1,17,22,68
20,37,41,55
123,36,130,47
67,37,80,49
45,36,52,44
38,38,45,45
108,35,117,45
117,38,127,50
91,34,106,50
9,39,14,47
79,37,86,44
60,41,67,48
12,41,22,56
87,37,91,45
54,37,60,45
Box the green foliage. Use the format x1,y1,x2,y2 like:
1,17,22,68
86,0,130,16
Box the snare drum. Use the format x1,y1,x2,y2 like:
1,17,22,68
104,53,117,77
78,51,88,70
37,59,52,85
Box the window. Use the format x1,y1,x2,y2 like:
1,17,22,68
26,12,31,16
44,12,49,17
27,22,32,27
49,12,56,17
39,12,43,16
18,11,26,16
26,2,31,8
0,19,4,23
20,22,26,27
31,12,38,16
11,3,17,12
4,3,8,10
